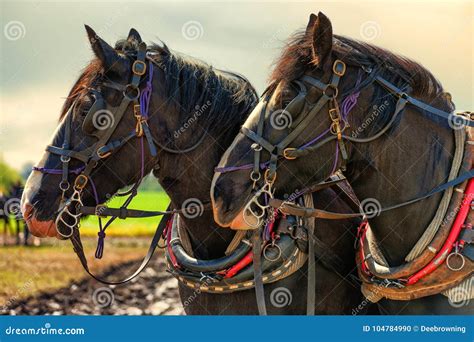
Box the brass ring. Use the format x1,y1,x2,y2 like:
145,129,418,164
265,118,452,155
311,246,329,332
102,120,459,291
264,169,276,184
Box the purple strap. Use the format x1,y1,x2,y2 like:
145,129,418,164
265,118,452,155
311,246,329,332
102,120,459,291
140,62,153,119
216,72,363,174
32,166,84,175
215,162,269,173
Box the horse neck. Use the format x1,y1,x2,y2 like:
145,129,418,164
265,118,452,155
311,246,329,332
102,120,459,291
347,104,455,265
161,135,237,259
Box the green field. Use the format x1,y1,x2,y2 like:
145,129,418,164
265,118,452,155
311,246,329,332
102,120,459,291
80,191,170,237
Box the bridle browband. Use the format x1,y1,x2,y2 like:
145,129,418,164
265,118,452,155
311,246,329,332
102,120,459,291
33,42,209,284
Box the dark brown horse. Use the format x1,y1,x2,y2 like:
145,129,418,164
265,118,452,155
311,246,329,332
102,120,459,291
21,26,365,314
211,13,473,314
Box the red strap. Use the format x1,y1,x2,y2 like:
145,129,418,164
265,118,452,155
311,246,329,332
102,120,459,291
166,214,180,268
407,178,474,285
224,251,253,279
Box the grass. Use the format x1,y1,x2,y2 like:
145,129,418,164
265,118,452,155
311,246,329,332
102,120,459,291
0,238,155,308
0,191,170,307
80,191,170,237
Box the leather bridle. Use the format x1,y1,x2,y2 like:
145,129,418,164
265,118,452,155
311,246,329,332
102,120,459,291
33,42,208,284
223,57,474,227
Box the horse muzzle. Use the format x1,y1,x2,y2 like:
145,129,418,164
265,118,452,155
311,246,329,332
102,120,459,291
22,202,58,238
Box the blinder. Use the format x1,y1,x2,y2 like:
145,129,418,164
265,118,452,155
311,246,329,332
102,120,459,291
82,90,107,136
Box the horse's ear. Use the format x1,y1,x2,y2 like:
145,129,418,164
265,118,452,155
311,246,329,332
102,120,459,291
308,12,333,67
305,13,318,36
84,25,119,69
127,28,142,44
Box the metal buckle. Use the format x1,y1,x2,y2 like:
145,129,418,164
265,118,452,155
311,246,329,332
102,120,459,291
132,60,147,76
74,174,88,190
329,107,341,122
97,147,111,159
332,59,346,76
133,104,141,117
283,148,297,160
264,169,277,184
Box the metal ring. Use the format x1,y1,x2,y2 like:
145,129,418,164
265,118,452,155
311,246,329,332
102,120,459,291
263,243,282,262
250,171,261,182
323,84,339,98
123,84,140,101
60,155,71,163
59,181,70,191
446,252,465,271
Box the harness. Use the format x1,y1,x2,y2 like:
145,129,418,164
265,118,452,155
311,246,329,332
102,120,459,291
216,54,474,307
33,42,205,284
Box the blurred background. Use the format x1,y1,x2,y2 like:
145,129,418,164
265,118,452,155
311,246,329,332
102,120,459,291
0,0,472,315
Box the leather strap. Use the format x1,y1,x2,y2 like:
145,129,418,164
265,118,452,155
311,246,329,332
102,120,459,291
69,211,171,285
375,77,474,127
252,229,267,315
79,202,211,219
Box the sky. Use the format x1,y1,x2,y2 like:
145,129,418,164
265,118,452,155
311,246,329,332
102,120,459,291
0,0,472,170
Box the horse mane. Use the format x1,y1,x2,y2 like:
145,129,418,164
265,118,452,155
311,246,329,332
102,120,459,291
269,30,446,101
60,39,258,134
147,43,258,136
60,60,103,119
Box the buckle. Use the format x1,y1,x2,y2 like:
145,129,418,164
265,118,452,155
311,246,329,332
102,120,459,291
132,60,147,76
133,104,142,117
264,169,277,184
332,59,346,77
74,174,88,190
97,146,112,159
329,108,341,122
283,148,297,160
